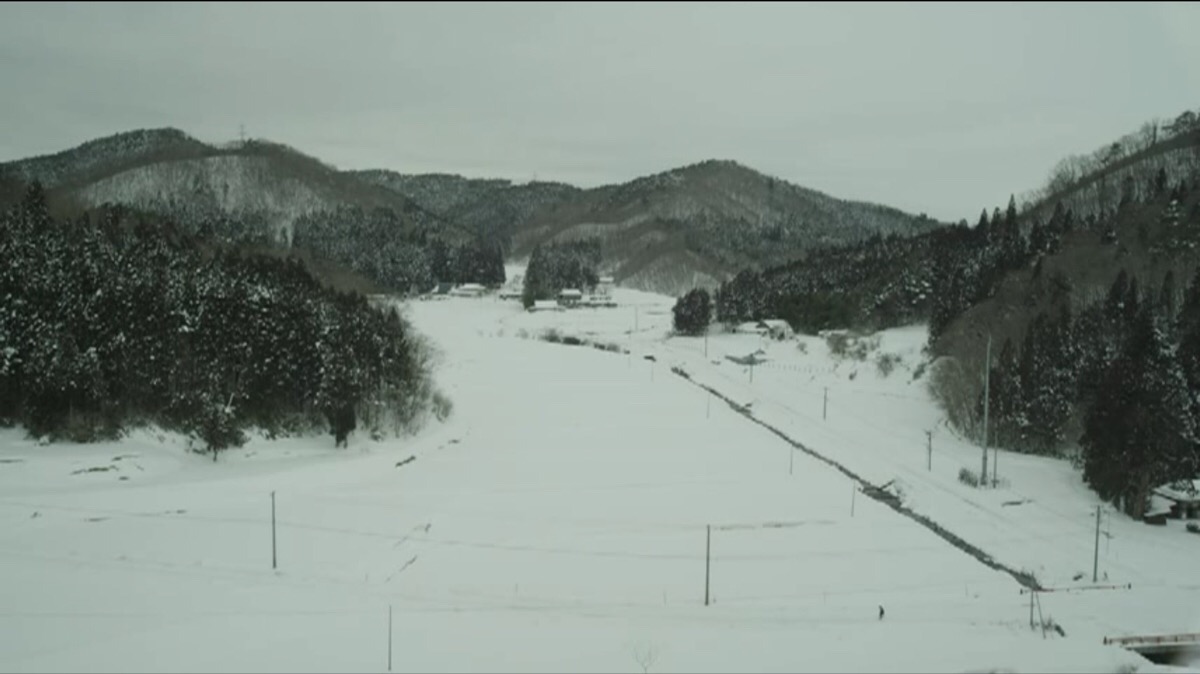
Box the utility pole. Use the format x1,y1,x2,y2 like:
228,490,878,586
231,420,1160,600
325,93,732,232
823,387,828,421
271,490,277,570
1029,590,1035,629
926,430,932,471
993,440,999,488
704,524,711,606
789,447,794,476
1093,506,1101,583
981,333,991,487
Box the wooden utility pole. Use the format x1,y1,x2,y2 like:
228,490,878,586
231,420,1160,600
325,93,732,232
704,525,711,606
981,333,992,487
1093,506,1101,583
1029,590,1035,629
271,491,277,570
925,430,933,471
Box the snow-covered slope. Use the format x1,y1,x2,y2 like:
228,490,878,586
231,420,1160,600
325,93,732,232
490,273,1200,655
0,273,1192,673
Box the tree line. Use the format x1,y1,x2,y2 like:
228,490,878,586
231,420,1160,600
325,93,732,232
293,205,505,295
0,182,442,455
695,111,1200,516
521,238,602,308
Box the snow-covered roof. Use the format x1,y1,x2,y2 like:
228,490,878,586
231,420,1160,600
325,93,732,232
458,283,485,291
598,276,615,284
559,289,583,298
759,319,791,330
1155,479,1200,503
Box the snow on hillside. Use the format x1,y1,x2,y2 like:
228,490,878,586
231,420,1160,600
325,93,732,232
0,271,1192,672
484,272,1200,657
77,155,330,241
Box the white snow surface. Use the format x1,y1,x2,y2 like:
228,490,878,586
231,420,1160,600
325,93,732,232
1,265,1196,673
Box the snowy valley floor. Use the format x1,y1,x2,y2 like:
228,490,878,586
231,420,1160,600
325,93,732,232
1,277,1197,672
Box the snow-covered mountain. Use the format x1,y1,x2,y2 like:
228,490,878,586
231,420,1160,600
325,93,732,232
4,129,938,296
363,159,942,298
0,129,467,247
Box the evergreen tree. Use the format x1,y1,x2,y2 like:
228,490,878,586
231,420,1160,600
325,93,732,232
1083,304,1198,517
1020,312,1075,452
672,288,712,336
1160,270,1177,323
985,338,1022,449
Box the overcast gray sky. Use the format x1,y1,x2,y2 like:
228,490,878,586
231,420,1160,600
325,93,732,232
1,1,1197,222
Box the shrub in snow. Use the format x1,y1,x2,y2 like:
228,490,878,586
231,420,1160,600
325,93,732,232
911,360,927,381
826,331,879,361
958,468,980,488
432,391,453,422
876,352,902,377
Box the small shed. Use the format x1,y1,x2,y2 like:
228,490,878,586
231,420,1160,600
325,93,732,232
735,322,765,336
451,283,486,298
530,300,563,312
558,288,583,307
594,276,615,297
758,319,793,340
1154,479,1200,519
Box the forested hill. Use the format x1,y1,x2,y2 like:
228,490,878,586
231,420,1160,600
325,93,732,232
0,181,445,454
707,105,1200,519
0,129,503,296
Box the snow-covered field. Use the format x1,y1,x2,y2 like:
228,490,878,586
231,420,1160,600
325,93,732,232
0,269,1195,672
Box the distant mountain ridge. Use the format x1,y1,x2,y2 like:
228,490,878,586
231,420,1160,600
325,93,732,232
350,170,582,252
0,128,467,247
360,159,940,296
3,128,940,297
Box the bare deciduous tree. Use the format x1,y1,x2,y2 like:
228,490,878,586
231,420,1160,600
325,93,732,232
630,640,660,674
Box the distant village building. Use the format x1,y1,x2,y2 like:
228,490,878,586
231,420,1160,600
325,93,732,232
1154,479,1200,520
450,283,486,298
734,320,792,340
594,276,615,297
530,300,564,312
422,282,454,300
498,275,524,300
558,288,583,307
758,319,793,341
